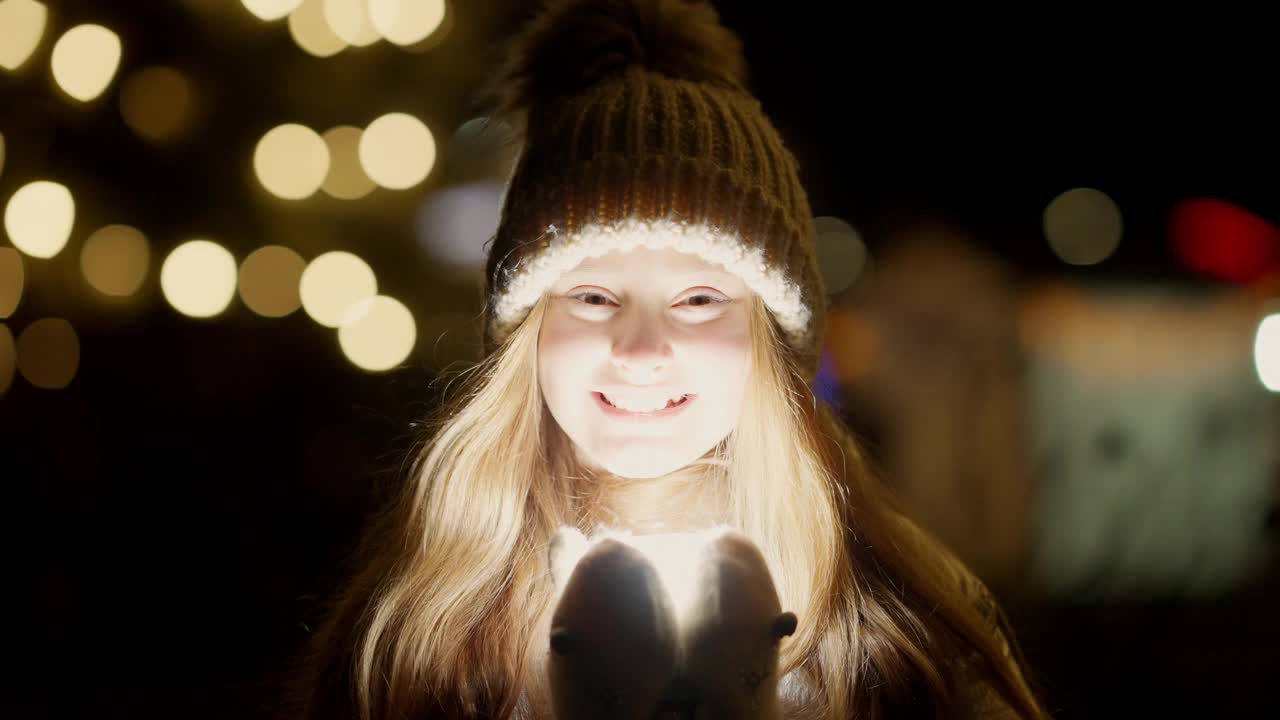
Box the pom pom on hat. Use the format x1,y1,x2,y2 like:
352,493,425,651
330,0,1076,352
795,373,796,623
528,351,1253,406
494,0,748,117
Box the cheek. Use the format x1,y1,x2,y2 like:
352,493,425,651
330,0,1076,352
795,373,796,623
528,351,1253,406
686,324,751,398
538,312,607,397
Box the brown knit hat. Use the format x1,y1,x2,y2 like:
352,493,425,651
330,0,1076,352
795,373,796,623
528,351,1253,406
483,0,827,381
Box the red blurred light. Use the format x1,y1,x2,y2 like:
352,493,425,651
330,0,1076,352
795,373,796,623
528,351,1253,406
1169,197,1280,284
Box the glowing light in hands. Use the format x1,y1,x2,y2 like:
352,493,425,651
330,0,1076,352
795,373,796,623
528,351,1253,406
552,525,732,625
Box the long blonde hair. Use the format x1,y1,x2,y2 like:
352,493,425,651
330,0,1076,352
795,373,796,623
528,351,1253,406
298,293,1048,720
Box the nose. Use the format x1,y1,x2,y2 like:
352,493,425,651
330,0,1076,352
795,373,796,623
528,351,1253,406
611,309,673,381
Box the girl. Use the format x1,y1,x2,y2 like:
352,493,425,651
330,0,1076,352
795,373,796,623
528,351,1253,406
298,1,1049,718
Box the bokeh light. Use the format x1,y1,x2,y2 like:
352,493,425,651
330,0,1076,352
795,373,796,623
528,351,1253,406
300,251,377,327
80,224,150,297
4,180,75,258
813,215,869,294
323,0,380,47
254,123,330,200
160,240,237,318
15,317,79,389
1043,187,1124,266
119,66,195,142
368,0,447,47
0,247,23,317
320,126,377,199
825,307,880,383
415,181,501,268
1169,197,1280,284
0,323,14,394
50,24,122,102
360,113,435,190
338,295,416,371
1254,312,1280,392
241,0,303,21
238,245,305,317
0,0,48,71
288,0,347,58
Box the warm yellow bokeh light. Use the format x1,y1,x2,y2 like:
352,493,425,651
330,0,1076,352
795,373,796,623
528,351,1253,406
254,123,330,200
360,113,435,190
1043,187,1123,266
288,0,347,57
323,0,380,47
321,126,377,199
0,247,23,318
338,295,416,371
368,0,446,46
51,24,122,102
160,240,238,318
119,66,194,142
300,250,377,328
16,317,78,389
0,0,47,71
239,245,306,317
0,323,14,394
241,0,303,21
81,224,150,297
4,180,75,258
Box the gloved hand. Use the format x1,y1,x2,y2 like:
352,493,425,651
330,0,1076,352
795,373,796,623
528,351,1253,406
546,528,679,720
682,531,797,720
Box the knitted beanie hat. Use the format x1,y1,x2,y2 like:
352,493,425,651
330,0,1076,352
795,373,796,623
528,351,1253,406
483,0,827,381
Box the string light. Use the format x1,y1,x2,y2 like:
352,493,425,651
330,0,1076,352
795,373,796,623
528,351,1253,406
241,0,303,21
323,0,380,47
299,250,377,327
81,225,150,297
119,66,195,143
320,126,377,199
368,0,447,47
360,113,435,190
15,318,79,389
160,240,238,318
0,247,22,318
338,294,417,371
4,180,75,259
239,245,306,318
289,0,347,57
254,123,330,200
0,0,48,72
50,24,122,102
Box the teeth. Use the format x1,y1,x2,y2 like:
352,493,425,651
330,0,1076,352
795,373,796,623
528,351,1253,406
603,393,685,412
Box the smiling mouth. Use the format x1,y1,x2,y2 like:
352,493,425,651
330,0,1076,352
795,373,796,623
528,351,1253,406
599,393,691,412
594,392,695,419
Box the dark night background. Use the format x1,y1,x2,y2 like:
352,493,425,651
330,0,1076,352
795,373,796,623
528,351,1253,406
2,2,1278,718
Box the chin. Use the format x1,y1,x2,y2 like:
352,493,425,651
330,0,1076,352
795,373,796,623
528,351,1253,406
598,450,696,480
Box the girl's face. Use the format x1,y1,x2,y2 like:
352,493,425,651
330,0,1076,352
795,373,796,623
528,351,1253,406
539,246,752,479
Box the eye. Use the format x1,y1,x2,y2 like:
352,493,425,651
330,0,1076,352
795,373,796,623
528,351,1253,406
567,289,617,307
678,289,729,308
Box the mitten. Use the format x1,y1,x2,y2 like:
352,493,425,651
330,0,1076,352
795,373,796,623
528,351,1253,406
546,529,679,720
681,532,797,720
